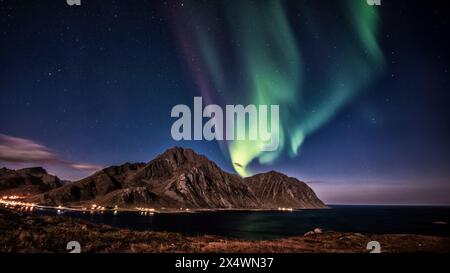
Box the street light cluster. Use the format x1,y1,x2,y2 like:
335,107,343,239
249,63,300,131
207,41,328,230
0,198,37,208
136,207,155,212
90,204,106,211
136,207,155,216
278,207,294,211
1,195,23,200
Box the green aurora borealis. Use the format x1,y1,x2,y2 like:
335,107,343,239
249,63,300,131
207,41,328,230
173,0,384,177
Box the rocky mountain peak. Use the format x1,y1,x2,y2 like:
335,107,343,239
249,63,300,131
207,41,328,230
17,167,48,175
245,171,326,208
155,147,207,167
0,167,62,196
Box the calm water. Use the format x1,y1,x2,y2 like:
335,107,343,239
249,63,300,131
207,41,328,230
29,206,449,240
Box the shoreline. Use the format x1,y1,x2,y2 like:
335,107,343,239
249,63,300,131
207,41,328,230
1,198,329,214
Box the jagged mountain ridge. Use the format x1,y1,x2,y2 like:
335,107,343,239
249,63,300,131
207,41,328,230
29,147,326,209
0,167,63,196
245,171,325,208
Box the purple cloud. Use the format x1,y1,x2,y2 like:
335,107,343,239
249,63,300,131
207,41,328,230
0,133,101,172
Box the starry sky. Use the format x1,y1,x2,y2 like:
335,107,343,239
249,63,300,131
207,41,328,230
0,0,449,205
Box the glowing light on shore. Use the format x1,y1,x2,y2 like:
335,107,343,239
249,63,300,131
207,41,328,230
278,207,293,212
1,195,23,200
0,198,37,208
136,207,155,216
136,207,155,212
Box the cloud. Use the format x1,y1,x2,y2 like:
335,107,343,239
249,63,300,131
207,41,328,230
306,180,330,184
0,133,102,172
70,163,102,171
0,134,56,162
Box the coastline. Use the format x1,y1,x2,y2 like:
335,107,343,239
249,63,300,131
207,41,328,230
1,197,329,214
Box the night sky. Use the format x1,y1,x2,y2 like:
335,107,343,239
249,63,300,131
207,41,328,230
1,0,449,205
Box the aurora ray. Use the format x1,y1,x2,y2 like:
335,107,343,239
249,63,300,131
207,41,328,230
170,0,384,177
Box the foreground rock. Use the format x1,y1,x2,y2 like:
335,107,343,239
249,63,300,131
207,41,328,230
28,147,325,210
0,208,448,253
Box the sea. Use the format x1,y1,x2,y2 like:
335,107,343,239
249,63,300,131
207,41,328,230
23,205,450,240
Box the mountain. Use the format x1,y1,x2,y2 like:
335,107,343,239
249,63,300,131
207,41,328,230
30,163,145,205
29,147,325,209
245,171,325,208
0,167,63,196
123,147,261,208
